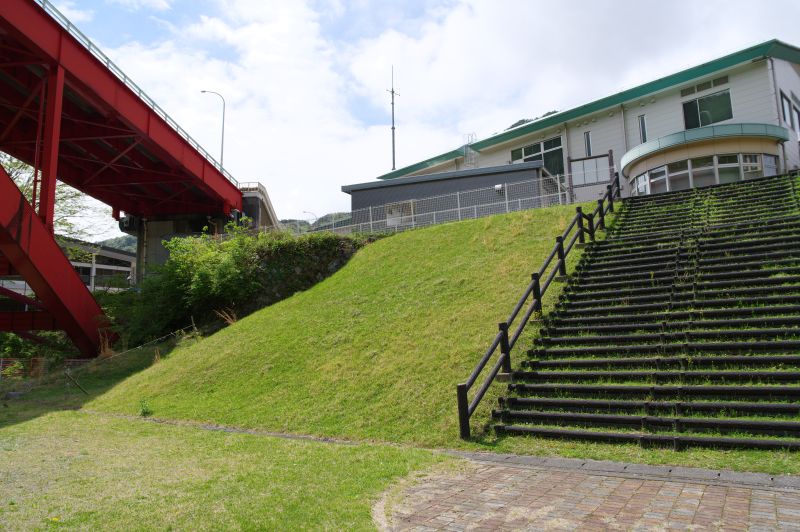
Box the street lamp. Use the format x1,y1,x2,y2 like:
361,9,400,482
302,210,318,223
201,90,226,167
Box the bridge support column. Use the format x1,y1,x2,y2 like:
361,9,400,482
39,65,64,234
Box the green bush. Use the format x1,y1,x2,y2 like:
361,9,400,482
101,223,377,345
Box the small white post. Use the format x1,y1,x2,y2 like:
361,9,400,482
89,254,97,291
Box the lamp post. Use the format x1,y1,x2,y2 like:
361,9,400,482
300,211,317,234
201,90,226,167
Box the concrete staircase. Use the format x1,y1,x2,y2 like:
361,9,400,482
493,173,800,449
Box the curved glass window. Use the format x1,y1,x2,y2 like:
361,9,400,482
631,152,779,196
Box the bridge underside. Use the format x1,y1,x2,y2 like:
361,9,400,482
0,0,244,356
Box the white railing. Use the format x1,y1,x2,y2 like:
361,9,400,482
33,0,238,187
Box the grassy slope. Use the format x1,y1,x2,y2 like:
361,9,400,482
90,205,584,445
0,411,444,529
85,204,800,474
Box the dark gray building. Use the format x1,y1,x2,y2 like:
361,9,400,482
339,162,566,232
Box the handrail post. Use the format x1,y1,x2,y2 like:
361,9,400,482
532,272,542,311
587,213,596,242
614,172,621,199
575,208,585,244
499,322,512,373
555,237,567,276
596,199,605,230
457,383,470,439
606,184,615,212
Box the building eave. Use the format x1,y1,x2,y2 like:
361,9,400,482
620,123,791,175
344,161,543,194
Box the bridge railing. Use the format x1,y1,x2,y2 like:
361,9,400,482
34,0,238,188
455,173,621,439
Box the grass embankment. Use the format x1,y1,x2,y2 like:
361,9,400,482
89,205,587,444
84,203,800,473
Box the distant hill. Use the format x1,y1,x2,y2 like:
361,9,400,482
99,234,137,253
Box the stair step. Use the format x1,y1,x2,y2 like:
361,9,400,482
547,305,800,326
507,383,800,399
493,425,800,450
510,370,800,384
537,328,800,346
582,255,800,279
501,397,800,416
561,276,800,303
492,410,800,437
562,286,800,308
543,317,800,335
565,275,800,294
530,340,800,358
552,296,800,318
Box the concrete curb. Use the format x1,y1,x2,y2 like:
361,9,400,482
446,451,800,491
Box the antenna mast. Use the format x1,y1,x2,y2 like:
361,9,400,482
388,66,399,170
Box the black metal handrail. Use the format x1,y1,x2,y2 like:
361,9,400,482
456,173,622,438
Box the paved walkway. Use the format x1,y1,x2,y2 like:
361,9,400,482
382,453,800,531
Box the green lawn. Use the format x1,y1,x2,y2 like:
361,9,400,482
0,411,445,530
4,201,799,530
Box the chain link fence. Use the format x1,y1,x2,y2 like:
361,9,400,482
287,172,590,235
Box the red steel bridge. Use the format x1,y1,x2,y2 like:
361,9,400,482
0,0,244,356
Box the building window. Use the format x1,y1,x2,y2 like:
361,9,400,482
631,152,778,195
742,154,762,179
793,105,800,136
781,92,792,125
638,114,647,143
572,156,610,186
584,131,592,157
682,89,733,129
511,135,564,175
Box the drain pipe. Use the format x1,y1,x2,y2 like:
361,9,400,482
768,58,788,173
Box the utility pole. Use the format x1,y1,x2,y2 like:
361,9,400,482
388,66,399,170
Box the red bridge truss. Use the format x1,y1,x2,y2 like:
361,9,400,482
0,0,244,356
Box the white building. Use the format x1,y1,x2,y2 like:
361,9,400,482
368,39,800,201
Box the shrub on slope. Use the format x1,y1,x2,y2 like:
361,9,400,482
100,227,373,344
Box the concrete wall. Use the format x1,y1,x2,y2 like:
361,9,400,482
773,58,800,169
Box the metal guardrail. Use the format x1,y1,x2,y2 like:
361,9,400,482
456,173,622,439
33,0,238,187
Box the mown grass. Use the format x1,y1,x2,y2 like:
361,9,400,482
87,204,589,445
0,411,446,530
4,199,800,499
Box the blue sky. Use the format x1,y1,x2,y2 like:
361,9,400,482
50,0,800,235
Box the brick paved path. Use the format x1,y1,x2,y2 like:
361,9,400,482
383,454,800,531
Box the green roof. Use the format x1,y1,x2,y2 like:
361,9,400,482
376,39,800,181
376,147,465,181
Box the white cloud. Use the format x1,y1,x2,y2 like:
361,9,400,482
83,0,800,226
107,0,171,12
52,1,93,23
